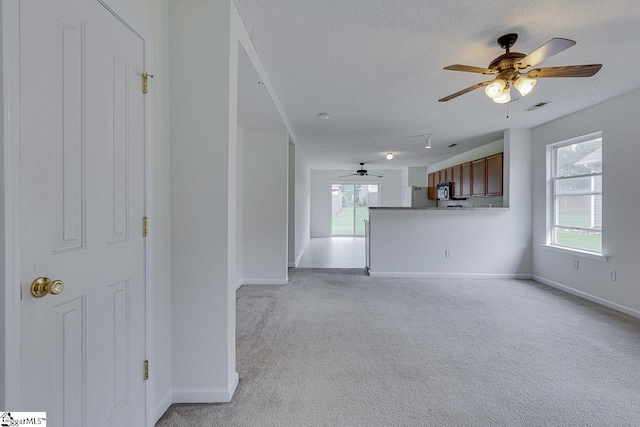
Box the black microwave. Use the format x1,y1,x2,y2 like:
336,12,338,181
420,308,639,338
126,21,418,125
437,182,452,200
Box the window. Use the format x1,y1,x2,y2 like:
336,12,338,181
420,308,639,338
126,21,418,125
550,133,602,253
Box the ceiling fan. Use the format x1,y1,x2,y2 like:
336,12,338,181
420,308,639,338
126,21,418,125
438,33,602,103
338,163,383,178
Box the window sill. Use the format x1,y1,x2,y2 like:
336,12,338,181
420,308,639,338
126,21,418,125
539,244,608,262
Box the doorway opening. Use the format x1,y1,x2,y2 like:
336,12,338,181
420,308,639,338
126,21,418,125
331,184,379,236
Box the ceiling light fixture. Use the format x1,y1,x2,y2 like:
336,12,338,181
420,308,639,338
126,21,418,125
484,79,506,99
493,83,511,104
386,152,394,160
318,113,330,119
514,76,537,96
425,134,432,149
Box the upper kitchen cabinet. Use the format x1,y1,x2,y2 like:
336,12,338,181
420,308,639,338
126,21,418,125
471,159,486,197
438,169,446,184
461,162,471,198
452,165,462,198
486,153,503,196
428,151,503,200
427,172,437,199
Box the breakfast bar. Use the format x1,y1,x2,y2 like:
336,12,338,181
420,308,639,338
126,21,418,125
365,206,531,279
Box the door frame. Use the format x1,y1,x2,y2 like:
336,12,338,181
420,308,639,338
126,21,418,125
1,1,156,425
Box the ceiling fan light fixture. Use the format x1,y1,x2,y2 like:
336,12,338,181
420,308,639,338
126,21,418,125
386,152,394,160
514,76,537,96
493,85,511,104
484,79,506,99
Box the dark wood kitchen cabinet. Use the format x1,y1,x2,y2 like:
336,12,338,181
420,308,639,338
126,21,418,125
461,162,471,197
471,159,486,196
486,153,503,196
427,151,502,200
427,172,436,199
452,165,462,198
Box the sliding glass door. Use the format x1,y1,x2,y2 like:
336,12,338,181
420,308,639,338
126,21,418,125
331,184,379,236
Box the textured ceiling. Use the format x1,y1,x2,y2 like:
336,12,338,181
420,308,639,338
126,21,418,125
234,0,640,169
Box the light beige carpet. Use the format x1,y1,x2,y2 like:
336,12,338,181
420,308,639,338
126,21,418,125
157,268,640,426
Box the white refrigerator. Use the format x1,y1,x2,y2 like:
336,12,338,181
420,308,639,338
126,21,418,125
402,186,431,208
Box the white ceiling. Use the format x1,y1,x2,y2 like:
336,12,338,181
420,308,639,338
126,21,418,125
234,0,640,169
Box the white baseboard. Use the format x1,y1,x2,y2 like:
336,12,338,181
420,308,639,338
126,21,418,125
242,278,288,285
236,280,242,290
369,271,532,280
533,275,640,319
172,372,239,403
288,240,309,267
154,391,173,423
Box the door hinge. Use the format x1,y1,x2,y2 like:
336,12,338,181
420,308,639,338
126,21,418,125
143,217,148,237
142,72,154,94
143,360,149,381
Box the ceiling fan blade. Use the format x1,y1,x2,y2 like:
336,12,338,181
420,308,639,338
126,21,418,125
369,174,384,177
443,64,498,75
337,174,357,178
438,81,492,102
526,64,602,78
516,38,576,69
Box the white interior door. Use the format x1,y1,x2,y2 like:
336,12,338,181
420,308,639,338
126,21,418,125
20,1,146,425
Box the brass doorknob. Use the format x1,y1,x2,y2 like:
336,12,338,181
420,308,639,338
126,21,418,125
30,277,64,298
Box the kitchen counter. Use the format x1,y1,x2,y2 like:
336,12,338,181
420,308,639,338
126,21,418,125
369,206,509,211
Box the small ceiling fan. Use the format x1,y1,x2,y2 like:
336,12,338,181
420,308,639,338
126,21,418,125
338,163,383,178
438,33,602,103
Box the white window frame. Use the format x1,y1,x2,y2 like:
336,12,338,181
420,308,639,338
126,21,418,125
547,132,603,256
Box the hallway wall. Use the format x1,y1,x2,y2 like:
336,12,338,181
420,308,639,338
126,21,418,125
242,128,289,284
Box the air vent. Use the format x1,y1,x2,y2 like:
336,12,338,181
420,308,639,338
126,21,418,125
523,101,550,112
448,143,458,148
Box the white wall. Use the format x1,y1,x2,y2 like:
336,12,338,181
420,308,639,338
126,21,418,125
242,128,289,284
294,146,311,265
400,167,408,188
288,144,295,266
407,167,427,187
532,88,640,317
310,169,402,237
169,0,238,404
369,129,532,277
236,125,244,288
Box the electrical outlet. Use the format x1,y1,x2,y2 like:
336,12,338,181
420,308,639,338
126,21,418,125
609,270,617,281
445,250,451,258
573,260,579,270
